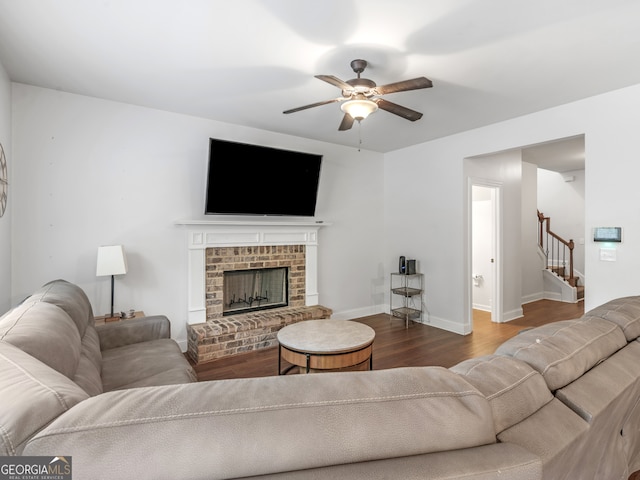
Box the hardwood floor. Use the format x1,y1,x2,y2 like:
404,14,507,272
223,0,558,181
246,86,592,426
192,299,585,382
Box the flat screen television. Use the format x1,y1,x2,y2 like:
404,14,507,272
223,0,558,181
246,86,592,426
205,138,323,216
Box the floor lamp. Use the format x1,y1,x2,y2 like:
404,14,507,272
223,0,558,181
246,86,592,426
96,245,128,319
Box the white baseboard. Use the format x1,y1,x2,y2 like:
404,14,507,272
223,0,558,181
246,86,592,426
472,303,491,312
502,307,524,323
543,290,563,302
334,304,470,335
330,304,385,321
425,314,470,335
521,292,545,304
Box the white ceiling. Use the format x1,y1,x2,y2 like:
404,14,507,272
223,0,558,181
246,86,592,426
0,0,638,157
522,135,585,173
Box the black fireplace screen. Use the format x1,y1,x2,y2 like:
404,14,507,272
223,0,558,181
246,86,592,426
223,267,288,316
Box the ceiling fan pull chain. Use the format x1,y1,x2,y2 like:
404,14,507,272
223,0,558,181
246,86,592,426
358,120,362,152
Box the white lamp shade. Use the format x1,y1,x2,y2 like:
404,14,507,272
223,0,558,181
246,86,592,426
340,98,378,120
96,245,128,276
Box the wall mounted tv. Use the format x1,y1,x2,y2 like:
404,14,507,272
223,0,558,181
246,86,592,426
205,138,323,216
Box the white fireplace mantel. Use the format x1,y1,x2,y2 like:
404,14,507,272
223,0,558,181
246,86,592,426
176,219,330,325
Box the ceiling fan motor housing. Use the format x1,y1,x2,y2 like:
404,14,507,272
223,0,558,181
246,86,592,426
344,78,376,96
345,59,376,95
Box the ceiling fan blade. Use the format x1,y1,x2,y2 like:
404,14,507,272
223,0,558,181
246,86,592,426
375,77,433,95
283,97,343,114
338,113,355,131
375,98,423,121
315,75,353,91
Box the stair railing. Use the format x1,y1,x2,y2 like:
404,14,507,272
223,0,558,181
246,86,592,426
537,210,576,286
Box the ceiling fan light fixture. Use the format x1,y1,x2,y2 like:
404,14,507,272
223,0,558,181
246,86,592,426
340,98,378,120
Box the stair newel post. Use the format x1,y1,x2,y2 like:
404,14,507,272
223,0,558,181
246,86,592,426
568,239,575,285
537,210,545,249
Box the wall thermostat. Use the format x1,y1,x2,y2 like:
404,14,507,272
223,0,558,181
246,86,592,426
593,227,622,243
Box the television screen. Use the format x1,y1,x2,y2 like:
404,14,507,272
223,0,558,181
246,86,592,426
205,138,322,216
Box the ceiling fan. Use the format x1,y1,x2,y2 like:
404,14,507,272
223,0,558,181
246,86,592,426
283,59,433,131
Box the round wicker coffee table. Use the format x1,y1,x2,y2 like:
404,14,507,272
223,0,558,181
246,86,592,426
277,319,375,374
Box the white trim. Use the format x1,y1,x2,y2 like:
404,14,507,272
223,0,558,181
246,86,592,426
175,218,328,227
331,304,385,321
502,307,524,322
429,314,471,335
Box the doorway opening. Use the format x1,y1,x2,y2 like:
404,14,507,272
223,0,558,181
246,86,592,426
465,134,585,334
469,179,502,330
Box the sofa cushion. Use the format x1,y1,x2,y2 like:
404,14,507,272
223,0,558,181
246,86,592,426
0,301,82,379
74,326,103,396
101,339,196,391
495,317,627,391
0,341,89,455
586,295,640,341
16,279,104,396
451,355,553,434
497,397,590,479
26,279,95,335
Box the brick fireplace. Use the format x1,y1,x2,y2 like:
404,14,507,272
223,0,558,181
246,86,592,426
206,245,306,317
178,220,331,364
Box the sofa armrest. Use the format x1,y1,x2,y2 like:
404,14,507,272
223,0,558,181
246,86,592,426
96,315,171,351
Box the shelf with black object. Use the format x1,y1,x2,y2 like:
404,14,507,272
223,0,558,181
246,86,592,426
390,272,423,328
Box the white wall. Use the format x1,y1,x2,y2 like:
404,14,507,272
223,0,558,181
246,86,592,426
521,161,543,303
383,142,464,332
11,84,385,347
0,61,11,313
537,168,586,275
385,82,640,334
11,81,640,341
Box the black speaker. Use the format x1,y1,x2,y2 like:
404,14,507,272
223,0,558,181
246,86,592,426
398,256,406,274
406,259,416,275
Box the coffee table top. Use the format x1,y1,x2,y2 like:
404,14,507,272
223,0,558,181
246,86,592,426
277,320,375,354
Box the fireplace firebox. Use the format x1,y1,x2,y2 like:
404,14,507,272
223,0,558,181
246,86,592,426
224,267,288,315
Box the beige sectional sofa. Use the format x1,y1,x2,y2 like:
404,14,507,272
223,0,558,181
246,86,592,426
2,279,640,479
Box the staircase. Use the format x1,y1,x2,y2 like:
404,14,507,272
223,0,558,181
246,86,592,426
548,265,584,301
538,210,584,302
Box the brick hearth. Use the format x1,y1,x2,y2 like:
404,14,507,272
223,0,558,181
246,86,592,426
187,304,332,363
186,245,332,364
